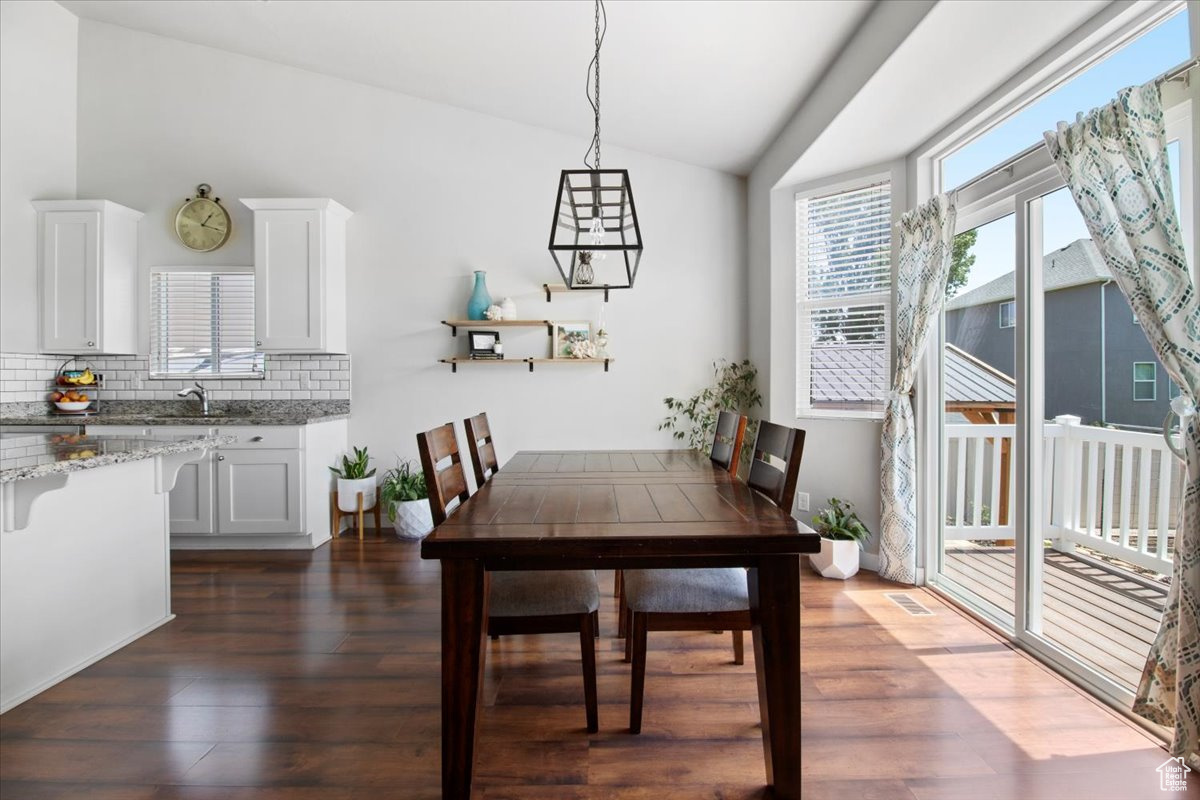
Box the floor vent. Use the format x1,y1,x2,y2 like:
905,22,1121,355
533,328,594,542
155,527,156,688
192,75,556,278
885,592,934,616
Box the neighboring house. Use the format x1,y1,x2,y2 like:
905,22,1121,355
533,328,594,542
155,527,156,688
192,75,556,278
945,238,1175,429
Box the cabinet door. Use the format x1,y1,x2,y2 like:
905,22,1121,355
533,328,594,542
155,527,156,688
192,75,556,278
255,209,323,352
41,211,101,353
169,451,215,534
216,449,302,534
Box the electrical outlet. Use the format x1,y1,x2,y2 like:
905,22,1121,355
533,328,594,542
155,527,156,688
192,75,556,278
795,492,810,512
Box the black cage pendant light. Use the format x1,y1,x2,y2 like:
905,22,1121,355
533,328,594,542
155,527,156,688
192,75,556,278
548,0,643,293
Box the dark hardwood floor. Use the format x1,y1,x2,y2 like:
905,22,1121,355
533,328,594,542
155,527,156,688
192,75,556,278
0,536,1183,799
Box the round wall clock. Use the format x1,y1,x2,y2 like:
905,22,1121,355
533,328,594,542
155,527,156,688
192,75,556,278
174,183,231,252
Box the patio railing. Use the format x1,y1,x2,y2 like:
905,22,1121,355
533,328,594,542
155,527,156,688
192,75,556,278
944,415,1181,575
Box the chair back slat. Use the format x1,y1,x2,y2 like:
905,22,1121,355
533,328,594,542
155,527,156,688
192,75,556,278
464,412,500,486
417,422,471,526
746,421,806,511
710,410,748,476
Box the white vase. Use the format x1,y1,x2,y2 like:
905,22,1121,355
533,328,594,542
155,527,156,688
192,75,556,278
337,477,377,512
500,297,517,319
391,499,434,539
809,537,860,580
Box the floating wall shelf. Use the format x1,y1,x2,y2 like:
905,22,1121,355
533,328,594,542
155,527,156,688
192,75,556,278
439,357,613,373
544,283,612,303
441,319,554,337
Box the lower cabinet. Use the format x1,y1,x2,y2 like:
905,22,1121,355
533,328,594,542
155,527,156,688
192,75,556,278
215,448,302,534
170,451,215,534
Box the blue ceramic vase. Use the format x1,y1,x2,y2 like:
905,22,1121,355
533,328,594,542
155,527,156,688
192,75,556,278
467,270,492,320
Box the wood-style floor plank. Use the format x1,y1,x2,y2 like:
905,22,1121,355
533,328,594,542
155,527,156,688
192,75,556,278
0,539,1176,798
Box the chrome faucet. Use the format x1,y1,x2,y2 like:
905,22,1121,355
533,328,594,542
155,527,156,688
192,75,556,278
177,382,210,415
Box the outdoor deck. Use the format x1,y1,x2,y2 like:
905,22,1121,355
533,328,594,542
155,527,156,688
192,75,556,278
942,546,1167,691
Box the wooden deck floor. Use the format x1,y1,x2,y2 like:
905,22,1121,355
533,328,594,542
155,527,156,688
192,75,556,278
942,547,1167,690
0,538,1178,799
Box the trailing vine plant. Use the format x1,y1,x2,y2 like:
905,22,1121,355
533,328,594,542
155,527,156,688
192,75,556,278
659,359,763,473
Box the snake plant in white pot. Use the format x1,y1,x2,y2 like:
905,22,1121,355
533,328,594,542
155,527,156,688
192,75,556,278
380,460,433,539
330,446,377,513
810,498,870,580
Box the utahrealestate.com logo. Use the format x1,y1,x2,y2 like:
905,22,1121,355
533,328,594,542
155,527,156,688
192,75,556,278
1157,757,1191,792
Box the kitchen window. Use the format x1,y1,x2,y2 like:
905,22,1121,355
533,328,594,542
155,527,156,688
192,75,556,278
998,301,1015,329
796,178,891,418
1133,362,1157,401
150,269,264,378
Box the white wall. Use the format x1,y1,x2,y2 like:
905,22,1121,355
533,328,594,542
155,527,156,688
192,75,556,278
72,20,746,469
0,1,78,354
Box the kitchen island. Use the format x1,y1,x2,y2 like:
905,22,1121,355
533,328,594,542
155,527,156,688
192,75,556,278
0,431,232,711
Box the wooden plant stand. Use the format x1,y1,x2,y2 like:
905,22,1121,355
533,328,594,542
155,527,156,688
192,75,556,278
331,486,383,540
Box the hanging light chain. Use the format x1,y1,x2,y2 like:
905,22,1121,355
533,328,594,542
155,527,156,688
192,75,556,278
584,0,607,171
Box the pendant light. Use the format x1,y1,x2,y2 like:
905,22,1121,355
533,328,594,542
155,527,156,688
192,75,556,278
548,0,643,294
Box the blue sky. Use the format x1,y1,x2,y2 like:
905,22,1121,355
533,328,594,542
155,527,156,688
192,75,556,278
944,11,1191,296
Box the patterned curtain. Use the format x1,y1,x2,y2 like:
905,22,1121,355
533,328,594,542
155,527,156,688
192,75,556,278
1044,80,1199,767
879,194,957,583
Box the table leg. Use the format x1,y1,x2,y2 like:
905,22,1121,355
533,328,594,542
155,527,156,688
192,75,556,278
441,559,490,799
749,555,801,799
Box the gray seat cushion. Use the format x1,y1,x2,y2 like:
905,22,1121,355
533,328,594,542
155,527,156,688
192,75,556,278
489,570,600,617
623,568,749,614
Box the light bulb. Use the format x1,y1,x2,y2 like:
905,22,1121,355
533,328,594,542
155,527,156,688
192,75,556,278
588,209,607,260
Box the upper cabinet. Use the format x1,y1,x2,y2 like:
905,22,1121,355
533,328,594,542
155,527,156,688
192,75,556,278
33,200,142,355
240,198,351,354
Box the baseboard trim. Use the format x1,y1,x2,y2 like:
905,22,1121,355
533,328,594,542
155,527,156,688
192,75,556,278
171,533,319,550
0,614,175,713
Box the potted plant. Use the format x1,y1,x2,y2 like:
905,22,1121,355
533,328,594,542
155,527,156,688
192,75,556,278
659,359,763,477
330,446,377,513
380,460,433,539
809,498,870,580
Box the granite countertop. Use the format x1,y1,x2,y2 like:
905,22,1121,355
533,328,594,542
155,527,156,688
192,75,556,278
0,400,349,427
0,431,236,483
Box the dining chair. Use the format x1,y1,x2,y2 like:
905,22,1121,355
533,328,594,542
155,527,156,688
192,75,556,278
419,420,601,733
463,412,500,487
617,410,748,634
621,420,806,734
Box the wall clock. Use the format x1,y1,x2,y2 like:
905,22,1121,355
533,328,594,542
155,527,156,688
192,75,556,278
175,183,231,252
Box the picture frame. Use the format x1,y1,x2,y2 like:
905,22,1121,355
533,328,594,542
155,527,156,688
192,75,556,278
552,321,593,359
468,330,501,359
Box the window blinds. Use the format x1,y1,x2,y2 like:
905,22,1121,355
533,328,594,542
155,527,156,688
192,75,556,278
150,271,264,377
796,181,891,416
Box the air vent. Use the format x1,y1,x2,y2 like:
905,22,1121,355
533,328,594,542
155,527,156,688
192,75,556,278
885,592,934,616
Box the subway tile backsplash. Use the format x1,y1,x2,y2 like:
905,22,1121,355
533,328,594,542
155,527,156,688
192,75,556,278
0,353,351,404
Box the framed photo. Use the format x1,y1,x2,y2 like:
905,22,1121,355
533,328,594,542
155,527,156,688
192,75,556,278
468,330,501,359
552,321,592,359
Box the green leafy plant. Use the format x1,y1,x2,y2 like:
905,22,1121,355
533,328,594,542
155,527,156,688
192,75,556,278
812,498,871,549
329,446,376,480
379,459,428,523
659,359,763,469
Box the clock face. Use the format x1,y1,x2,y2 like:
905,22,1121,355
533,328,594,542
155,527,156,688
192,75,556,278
175,197,231,252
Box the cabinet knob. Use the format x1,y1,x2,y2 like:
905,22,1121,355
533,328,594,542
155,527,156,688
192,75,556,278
86,341,95,347
250,435,264,442
256,340,262,346
217,455,225,461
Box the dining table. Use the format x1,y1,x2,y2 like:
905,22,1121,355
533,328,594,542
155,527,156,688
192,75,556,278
420,448,820,799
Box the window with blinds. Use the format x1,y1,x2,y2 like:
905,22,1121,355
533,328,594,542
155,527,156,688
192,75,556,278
796,180,891,417
150,271,264,378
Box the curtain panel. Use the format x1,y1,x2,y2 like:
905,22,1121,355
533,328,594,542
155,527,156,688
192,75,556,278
879,194,957,584
1044,80,1199,767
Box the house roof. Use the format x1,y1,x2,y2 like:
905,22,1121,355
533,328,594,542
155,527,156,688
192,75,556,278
945,238,1111,311
810,343,1014,406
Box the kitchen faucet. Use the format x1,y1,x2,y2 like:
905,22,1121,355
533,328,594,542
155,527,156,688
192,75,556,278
177,382,210,415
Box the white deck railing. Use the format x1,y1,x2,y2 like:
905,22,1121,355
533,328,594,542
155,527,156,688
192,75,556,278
944,416,1181,575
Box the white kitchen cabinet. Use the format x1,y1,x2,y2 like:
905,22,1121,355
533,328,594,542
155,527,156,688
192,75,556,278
33,200,142,355
170,451,215,534
215,448,302,534
240,198,351,354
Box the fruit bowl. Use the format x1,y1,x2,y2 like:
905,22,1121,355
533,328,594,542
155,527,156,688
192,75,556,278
54,400,91,412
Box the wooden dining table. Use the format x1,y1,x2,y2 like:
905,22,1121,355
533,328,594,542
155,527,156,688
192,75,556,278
420,449,820,799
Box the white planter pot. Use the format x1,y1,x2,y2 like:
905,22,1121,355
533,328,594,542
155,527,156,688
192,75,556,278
337,477,377,512
809,537,861,580
391,499,434,539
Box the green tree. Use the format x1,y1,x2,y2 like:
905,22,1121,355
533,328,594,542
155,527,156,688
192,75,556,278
946,229,977,297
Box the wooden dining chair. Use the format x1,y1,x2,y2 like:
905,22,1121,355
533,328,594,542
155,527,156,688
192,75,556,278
464,412,500,487
617,410,748,633
419,421,601,733
621,420,806,734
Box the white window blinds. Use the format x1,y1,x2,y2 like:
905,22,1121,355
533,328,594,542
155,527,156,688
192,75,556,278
150,271,264,378
796,180,891,416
